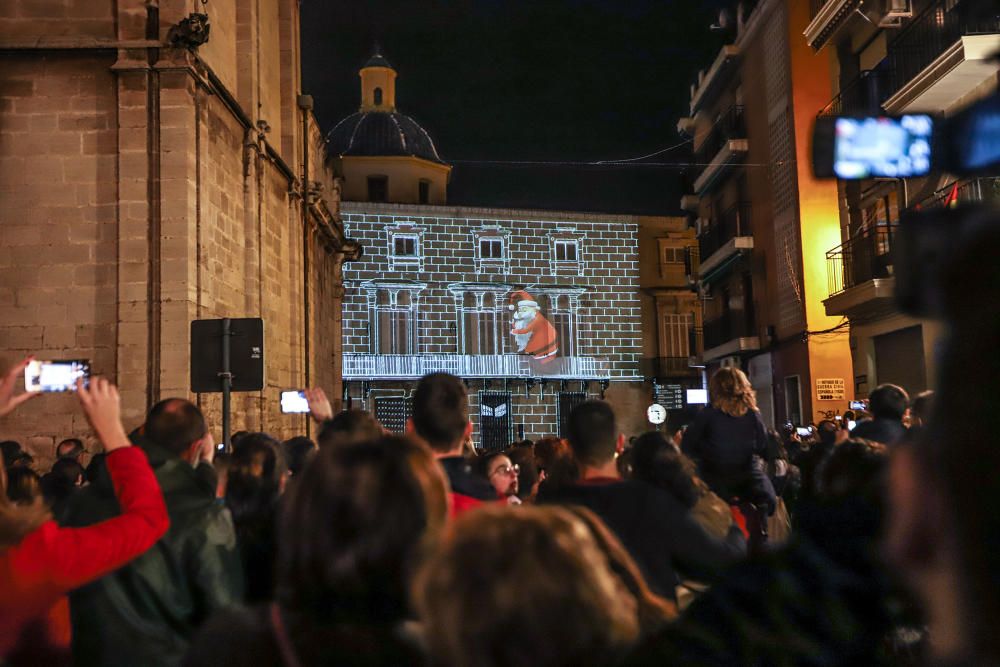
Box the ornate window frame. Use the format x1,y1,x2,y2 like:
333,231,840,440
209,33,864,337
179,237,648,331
361,279,427,354
387,222,424,272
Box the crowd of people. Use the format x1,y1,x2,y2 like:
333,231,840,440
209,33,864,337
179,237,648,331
0,339,994,666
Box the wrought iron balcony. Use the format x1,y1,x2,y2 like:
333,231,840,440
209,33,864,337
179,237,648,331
693,106,748,194
826,224,898,298
343,354,611,380
884,0,1000,112
699,202,752,265
919,177,1000,208
818,65,893,117
703,310,757,352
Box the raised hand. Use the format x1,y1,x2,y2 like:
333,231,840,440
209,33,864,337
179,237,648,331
0,356,39,417
304,387,333,424
77,377,130,452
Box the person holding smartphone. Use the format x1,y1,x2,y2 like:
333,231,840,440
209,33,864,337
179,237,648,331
0,357,169,664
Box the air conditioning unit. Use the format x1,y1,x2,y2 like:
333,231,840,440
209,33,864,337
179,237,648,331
878,0,912,27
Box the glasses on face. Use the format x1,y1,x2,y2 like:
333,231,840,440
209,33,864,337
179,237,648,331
489,463,520,478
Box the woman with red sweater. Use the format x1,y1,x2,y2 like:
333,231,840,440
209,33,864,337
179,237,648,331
0,358,170,665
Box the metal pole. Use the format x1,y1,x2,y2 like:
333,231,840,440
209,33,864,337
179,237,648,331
221,318,233,451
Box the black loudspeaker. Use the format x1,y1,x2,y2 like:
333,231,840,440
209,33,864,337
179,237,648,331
190,318,265,393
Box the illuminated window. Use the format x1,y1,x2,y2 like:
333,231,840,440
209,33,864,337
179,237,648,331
554,239,578,262
480,237,504,259
393,235,416,257
374,87,383,106
388,224,423,271
362,282,426,355
368,176,388,202
474,227,511,273
450,287,508,356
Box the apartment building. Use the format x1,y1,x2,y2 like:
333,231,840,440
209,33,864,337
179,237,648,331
679,0,854,427
805,0,999,397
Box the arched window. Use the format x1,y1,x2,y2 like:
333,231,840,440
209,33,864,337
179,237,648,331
374,87,383,105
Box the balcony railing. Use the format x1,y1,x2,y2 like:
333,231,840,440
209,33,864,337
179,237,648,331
695,106,746,166
920,177,1000,208
818,64,893,116
826,224,898,298
886,0,1000,101
703,310,756,351
343,354,611,380
699,202,752,262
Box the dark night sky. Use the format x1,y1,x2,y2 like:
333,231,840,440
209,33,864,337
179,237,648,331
300,1,730,215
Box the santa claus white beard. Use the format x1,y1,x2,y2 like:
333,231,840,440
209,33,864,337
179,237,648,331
512,311,535,329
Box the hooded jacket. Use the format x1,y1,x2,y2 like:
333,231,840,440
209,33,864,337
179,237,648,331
63,441,243,667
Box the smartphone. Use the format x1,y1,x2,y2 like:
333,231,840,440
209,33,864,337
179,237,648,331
849,400,867,410
834,415,842,421
847,420,857,431
280,390,310,414
796,426,811,437
813,114,935,179
24,360,90,393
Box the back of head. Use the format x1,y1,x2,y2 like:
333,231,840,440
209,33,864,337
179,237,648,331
6,467,42,505
868,384,909,422
282,436,318,477
567,400,617,467
414,505,640,667
50,457,85,486
56,438,85,460
278,435,448,623
817,420,839,448
630,431,699,508
317,410,382,450
145,399,207,457
709,367,757,417
411,373,469,452
226,433,285,529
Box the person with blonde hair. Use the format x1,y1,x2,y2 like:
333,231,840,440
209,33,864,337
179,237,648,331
414,504,641,667
682,367,775,514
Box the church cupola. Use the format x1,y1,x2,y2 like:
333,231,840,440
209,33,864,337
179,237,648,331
359,48,397,112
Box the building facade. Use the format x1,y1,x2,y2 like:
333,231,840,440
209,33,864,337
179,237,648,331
678,0,855,428
637,216,705,418
804,0,999,398
0,0,354,463
329,54,653,444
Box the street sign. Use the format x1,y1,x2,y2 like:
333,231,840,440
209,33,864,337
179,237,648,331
653,383,685,411
647,403,667,425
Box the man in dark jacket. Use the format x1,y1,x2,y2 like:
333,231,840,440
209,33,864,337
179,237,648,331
64,399,243,667
850,383,909,446
537,400,745,601
408,373,495,515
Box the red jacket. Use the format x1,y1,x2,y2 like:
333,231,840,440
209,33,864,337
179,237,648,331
0,446,169,662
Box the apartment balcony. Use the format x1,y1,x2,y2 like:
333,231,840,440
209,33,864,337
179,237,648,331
702,311,760,363
824,224,898,320
698,202,753,280
343,354,611,380
883,0,1000,113
818,65,893,116
804,0,861,50
689,45,740,115
693,106,748,195
639,356,702,380
919,177,1000,208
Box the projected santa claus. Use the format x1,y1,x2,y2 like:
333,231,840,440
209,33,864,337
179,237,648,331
509,290,559,362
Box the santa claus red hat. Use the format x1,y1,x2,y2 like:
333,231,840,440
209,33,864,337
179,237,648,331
508,290,539,311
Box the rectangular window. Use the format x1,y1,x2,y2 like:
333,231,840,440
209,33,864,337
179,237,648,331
554,239,578,262
374,397,411,434
367,176,388,203
463,310,501,355
662,313,693,358
393,235,417,257
377,309,412,354
479,391,513,453
548,310,573,357
418,181,430,204
663,247,685,264
558,392,587,439
480,237,504,259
